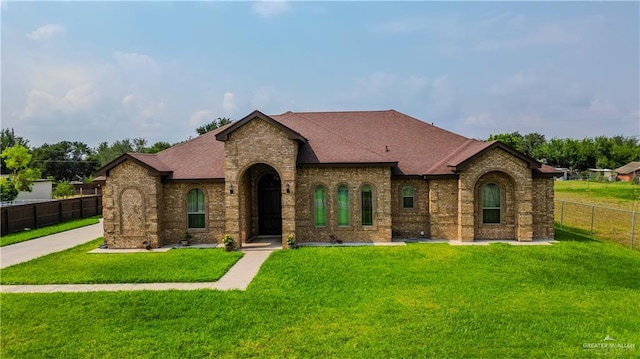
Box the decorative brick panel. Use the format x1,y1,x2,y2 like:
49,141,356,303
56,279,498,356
103,161,162,249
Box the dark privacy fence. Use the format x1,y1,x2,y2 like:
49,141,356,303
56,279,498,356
1,195,102,236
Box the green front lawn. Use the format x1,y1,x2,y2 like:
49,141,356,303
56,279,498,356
2,231,639,357
0,238,243,284
0,216,101,247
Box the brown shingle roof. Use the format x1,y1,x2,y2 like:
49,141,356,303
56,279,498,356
272,110,473,175
98,109,560,180
616,162,640,174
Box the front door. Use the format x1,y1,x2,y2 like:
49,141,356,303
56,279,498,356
258,174,282,235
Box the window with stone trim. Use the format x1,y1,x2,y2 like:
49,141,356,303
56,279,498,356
337,185,350,226
482,183,501,224
314,186,327,227
402,186,415,209
361,184,373,226
187,188,206,229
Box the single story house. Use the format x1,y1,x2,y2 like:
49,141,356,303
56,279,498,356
97,109,560,249
615,162,640,182
587,168,617,182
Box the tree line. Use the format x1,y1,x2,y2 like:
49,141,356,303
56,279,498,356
0,118,230,201
487,132,639,170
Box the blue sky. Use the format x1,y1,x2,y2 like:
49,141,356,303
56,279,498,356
2,1,639,148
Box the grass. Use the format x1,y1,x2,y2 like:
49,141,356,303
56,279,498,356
0,216,101,247
0,238,244,284
2,232,639,358
555,181,640,251
555,180,640,211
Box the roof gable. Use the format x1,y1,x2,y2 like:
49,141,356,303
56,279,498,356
96,153,172,177
449,141,541,171
215,110,307,143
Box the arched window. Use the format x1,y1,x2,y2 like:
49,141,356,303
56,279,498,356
337,185,350,226
482,184,501,224
361,185,373,226
402,186,415,209
187,189,206,228
314,186,327,227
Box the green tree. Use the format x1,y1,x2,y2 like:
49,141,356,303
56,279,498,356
32,141,98,181
487,132,524,152
1,128,29,174
521,133,546,159
53,180,76,199
0,145,41,195
95,139,136,167
145,141,172,153
0,177,19,202
196,117,232,135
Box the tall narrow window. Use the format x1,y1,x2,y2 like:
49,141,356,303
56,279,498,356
314,186,327,227
402,186,415,209
482,184,501,224
361,185,373,226
187,189,205,228
337,185,350,226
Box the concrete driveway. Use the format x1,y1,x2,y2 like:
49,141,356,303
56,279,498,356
0,220,104,269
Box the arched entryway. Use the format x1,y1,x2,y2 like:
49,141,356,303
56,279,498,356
237,163,284,243
258,173,282,235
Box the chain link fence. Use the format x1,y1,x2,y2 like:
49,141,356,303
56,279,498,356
555,200,639,251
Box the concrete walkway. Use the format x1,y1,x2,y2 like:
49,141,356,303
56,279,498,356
0,250,273,293
1,221,275,293
1,220,104,269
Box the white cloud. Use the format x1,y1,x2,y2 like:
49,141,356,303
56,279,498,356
252,0,290,18
464,112,493,127
26,24,65,40
113,52,159,70
189,110,211,127
475,15,604,51
223,92,237,113
23,90,58,118
589,99,615,115
122,95,134,106
63,83,99,111
334,72,459,122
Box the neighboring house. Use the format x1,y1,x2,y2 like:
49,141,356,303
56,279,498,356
588,168,617,182
15,179,53,201
97,110,561,249
615,162,640,182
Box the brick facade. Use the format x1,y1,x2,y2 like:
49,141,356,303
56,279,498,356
295,167,392,242
101,114,556,248
223,118,298,247
103,161,162,249
391,178,430,238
